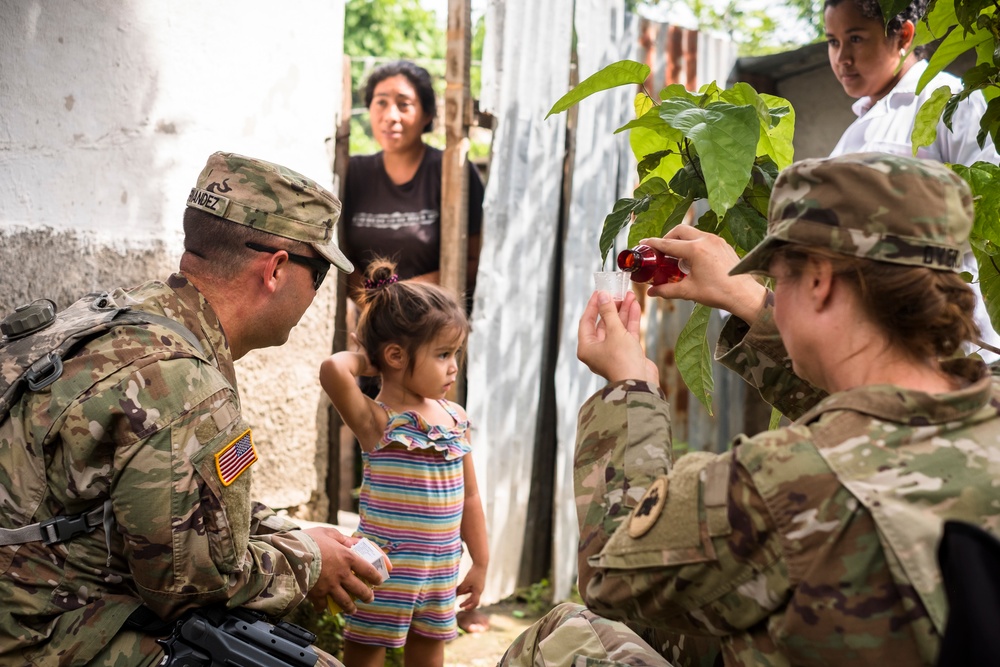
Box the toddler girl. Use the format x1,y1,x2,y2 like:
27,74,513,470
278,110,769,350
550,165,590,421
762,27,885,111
320,258,488,667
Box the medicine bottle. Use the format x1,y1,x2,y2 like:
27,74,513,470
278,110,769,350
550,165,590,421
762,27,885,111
616,245,690,284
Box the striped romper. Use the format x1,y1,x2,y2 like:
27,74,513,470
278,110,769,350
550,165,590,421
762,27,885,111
344,399,471,648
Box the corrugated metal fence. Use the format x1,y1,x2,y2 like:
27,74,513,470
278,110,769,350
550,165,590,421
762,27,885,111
470,1,739,604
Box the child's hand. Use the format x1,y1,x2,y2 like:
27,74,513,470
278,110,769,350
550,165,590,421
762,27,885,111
456,562,486,611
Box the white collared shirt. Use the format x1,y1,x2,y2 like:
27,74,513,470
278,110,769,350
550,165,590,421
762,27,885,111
830,60,1000,165
830,60,1000,361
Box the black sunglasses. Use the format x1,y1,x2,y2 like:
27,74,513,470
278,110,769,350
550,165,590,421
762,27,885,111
245,242,330,291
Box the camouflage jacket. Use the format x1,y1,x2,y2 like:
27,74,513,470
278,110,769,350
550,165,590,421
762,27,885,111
575,299,1000,667
0,274,322,666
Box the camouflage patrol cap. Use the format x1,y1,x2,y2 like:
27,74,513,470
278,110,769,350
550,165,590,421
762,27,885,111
730,152,973,276
186,151,353,273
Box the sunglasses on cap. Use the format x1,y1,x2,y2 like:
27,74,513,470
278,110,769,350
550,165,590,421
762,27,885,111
245,242,331,291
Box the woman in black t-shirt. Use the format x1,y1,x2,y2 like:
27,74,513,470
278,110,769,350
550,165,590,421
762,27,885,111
341,60,484,303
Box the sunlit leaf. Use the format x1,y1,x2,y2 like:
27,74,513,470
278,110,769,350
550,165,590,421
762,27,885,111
915,0,959,46
912,86,954,153
547,60,650,118
676,304,715,415
918,25,991,93
759,94,796,169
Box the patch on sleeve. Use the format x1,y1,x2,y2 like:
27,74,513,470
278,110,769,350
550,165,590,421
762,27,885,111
214,428,257,486
628,476,669,539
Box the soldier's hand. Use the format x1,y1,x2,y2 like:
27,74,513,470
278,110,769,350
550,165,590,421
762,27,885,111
577,290,657,384
302,527,386,614
643,226,768,323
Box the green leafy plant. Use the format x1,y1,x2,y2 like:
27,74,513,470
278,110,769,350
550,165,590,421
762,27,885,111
547,60,795,413
905,0,1000,336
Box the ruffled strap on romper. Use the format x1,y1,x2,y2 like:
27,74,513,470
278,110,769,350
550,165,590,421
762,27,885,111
375,400,471,461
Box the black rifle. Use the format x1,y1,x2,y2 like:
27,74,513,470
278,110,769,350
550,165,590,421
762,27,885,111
157,606,319,667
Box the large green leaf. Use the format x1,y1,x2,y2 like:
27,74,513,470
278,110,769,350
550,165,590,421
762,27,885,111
546,60,650,119
759,94,796,169
676,304,715,415
911,86,954,153
915,0,959,45
660,100,760,218
918,25,991,93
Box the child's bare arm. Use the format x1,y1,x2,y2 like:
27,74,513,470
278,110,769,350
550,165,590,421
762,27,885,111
457,453,489,610
319,351,384,451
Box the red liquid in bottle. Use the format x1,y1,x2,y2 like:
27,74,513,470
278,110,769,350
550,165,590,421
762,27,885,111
617,245,688,285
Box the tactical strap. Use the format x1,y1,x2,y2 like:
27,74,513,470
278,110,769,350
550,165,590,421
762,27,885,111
0,291,205,554
0,499,112,547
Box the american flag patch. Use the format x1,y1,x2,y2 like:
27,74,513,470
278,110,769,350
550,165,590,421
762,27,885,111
215,429,257,486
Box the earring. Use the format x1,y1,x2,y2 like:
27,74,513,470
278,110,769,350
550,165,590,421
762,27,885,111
899,48,906,57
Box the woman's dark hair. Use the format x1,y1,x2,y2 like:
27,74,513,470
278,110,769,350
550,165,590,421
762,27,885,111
825,0,931,58
775,244,979,360
363,60,437,133
355,257,469,374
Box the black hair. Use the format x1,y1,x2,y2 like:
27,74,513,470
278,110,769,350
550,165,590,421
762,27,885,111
363,60,437,133
825,0,930,58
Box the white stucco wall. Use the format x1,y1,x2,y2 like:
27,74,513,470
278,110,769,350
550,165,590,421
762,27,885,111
0,0,347,516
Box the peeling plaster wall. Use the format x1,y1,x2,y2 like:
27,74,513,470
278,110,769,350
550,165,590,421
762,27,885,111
0,0,346,518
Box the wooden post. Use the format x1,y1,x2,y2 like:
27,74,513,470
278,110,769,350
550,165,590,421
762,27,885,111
327,54,353,523
443,0,472,402
441,0,472,302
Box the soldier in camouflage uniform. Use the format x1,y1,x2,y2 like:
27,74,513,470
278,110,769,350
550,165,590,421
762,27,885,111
499,153,1000,667
0,152,386,666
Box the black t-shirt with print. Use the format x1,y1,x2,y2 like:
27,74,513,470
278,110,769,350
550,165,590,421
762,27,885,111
342,146,484,280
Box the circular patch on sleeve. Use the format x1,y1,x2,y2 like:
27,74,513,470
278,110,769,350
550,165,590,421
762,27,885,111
628,476,669,539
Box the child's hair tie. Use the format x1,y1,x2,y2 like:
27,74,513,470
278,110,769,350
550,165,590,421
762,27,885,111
364,274,399,290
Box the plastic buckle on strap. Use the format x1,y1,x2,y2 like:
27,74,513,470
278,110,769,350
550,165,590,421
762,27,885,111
25,353,64,391
39,513,93,545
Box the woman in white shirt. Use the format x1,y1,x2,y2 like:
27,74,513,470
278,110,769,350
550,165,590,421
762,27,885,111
825,0,1000,359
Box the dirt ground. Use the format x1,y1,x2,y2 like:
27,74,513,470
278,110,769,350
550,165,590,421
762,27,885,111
444,599,543,667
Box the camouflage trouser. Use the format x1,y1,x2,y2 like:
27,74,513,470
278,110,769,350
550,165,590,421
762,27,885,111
86,626,344,667
497,602,676,667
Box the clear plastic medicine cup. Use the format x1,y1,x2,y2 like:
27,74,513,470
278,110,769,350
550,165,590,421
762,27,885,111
593,270,630,305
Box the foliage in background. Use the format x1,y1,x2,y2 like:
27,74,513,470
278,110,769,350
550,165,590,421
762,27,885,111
625,0,824,54
904,0,1000,336
547,60,795,413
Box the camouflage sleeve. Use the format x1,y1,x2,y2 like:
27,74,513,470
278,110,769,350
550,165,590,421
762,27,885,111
575,380,673,595
79,358,321,620
576,381,790,638
715,292,827,420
